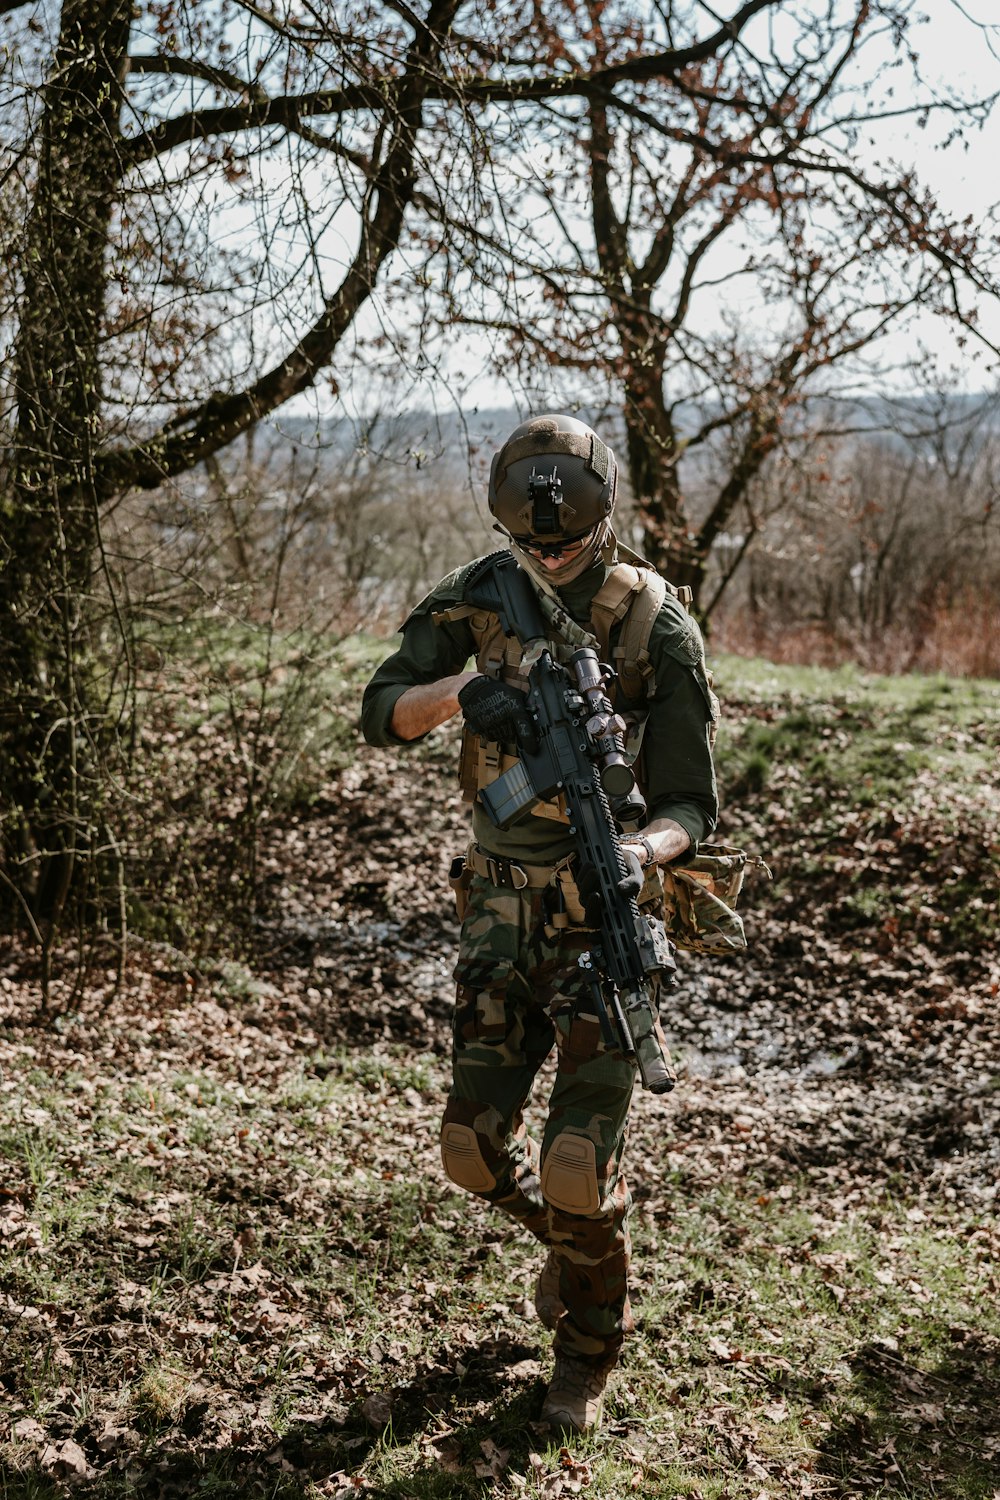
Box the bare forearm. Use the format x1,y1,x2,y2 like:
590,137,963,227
624,817,692,868
390,671,480,741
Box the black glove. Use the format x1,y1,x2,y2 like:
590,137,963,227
458,676,536,749
616,845,645,899
575,862,603,927
577,847,645,926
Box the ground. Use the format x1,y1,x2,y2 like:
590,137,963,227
1,652,998,1498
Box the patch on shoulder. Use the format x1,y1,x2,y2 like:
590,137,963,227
659,595,706,667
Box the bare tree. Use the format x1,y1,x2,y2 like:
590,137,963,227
111,407,478,631
720,390,1000,672
0,0,462,932
0,0,797,934
431,0,1000,607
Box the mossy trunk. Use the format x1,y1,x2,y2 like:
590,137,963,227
0,0,131,931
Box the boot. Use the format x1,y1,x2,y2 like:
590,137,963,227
541,1353,611,1434
534,1248,565,1330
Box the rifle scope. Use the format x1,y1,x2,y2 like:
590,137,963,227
569,648,646,824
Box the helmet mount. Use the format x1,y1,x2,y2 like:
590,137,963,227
525,465,565,536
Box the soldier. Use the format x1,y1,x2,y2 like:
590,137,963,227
361,414,718,1433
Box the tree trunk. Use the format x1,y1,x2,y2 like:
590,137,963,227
623,346,785,613
0,0,131,928
620,342,706,599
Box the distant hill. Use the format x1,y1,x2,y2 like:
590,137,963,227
243,390,997,479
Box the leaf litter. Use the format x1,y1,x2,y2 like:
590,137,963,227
0,664,998,1496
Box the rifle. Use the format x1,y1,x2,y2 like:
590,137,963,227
464,551,677,1095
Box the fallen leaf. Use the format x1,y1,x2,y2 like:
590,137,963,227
425,1437,463,1473
474,1437,510,1480
13,1417,46,1442
361,1392,392,1427
40,1439,93,1479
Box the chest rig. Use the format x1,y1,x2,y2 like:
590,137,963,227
435,556,690,822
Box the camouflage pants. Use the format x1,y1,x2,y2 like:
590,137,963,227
440,873,637,1371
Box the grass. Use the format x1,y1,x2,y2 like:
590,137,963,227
712,654,1000,814
2,645,999,1497
2,1033,998,1497
707,652,999,954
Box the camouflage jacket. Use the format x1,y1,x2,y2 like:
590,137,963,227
361,551,718,866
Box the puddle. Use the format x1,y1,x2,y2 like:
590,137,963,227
265,912,875,1087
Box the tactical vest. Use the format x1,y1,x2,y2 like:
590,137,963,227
434,554,694,822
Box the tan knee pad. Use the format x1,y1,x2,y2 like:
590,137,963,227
440,1122,496,1194
541,1131,601,1217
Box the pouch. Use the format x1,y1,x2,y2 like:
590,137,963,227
661,843,771,956
448,855,474,923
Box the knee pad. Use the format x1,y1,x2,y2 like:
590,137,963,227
541,1131,601,1217
440,1123,497,1194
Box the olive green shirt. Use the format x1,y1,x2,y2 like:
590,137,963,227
361,552,718,862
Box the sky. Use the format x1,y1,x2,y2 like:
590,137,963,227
97,0,1000,430
866,2,999,220
26,0,989,433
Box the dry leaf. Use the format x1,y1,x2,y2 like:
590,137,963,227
40,1439,94,1479
474,1437,511,1480
13,1417,46,1442
361,1392,392,1427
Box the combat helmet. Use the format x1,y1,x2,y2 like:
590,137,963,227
488,414,618,546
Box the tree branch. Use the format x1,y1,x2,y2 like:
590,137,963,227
571,91,1000,353
129,52,269,101
122,0,780,170
96,0,460,498
588,101,629,296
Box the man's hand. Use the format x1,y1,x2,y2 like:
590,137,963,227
576,845,645,925
617,845,645,897
458,676,537,749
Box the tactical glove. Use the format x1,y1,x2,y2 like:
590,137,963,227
576,846,644,925
458,676,537,749
617,845,645,899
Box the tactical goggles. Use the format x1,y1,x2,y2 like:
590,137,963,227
518,527,596,559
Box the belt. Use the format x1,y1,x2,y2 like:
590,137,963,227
466,843,558,891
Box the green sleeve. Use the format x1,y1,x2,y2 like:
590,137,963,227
360,574,478,748
639,596,719,847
